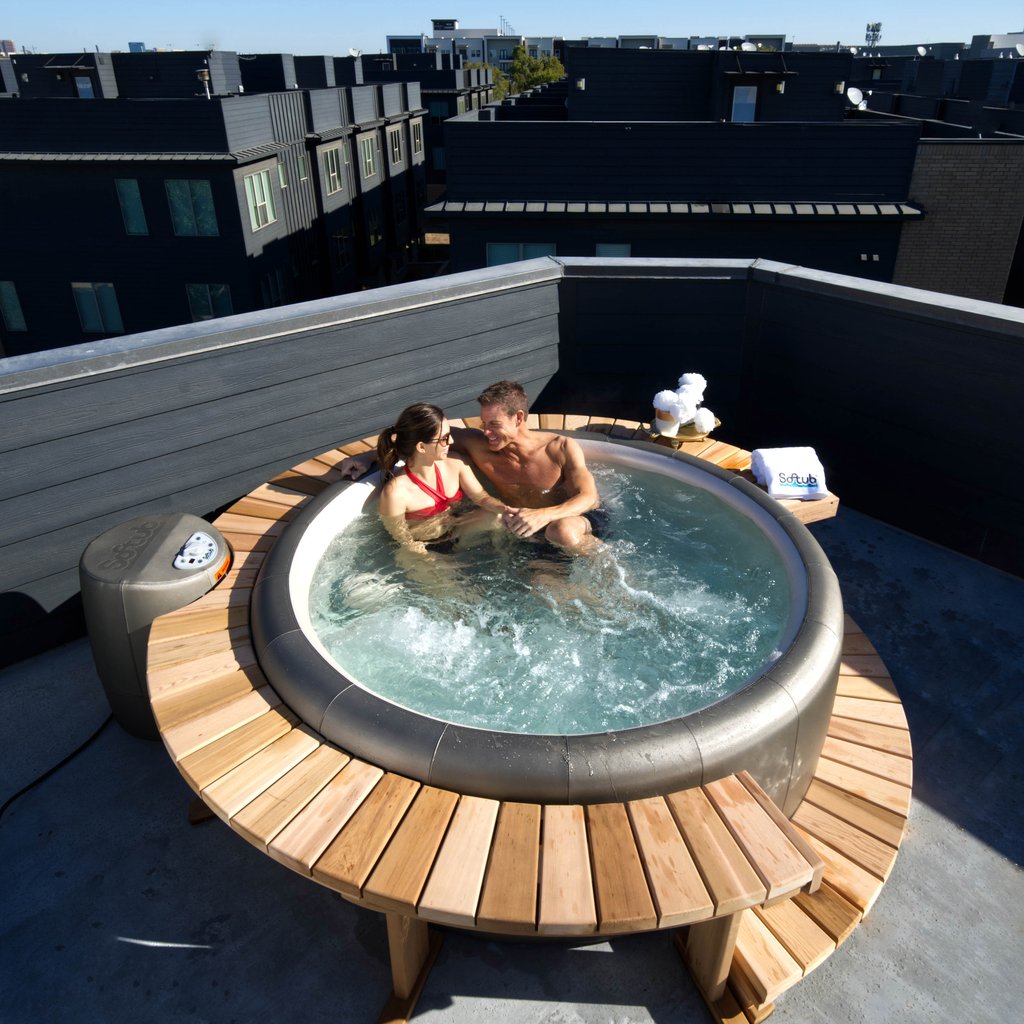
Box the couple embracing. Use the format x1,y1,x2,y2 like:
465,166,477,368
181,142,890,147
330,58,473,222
341,381,606,557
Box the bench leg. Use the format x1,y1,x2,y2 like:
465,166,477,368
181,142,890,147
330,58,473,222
681,912,742,1003
377,912,442,1024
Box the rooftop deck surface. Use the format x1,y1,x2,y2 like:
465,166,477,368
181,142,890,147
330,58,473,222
2,506,1022,1024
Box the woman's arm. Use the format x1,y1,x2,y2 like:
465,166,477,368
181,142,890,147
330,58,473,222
378,482,430,554
452,457,505,513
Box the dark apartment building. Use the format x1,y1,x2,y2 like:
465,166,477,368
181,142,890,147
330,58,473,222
349,52,494,194
4,51,120,98
0,51,428,357
430,46,1024,305
843,48,1024,305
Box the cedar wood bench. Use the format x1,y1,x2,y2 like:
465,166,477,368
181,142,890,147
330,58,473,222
146,414,911,1024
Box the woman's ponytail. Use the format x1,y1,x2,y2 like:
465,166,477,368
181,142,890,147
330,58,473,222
377,427,400,480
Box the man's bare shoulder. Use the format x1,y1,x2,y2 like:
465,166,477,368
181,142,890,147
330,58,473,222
541,431,585,464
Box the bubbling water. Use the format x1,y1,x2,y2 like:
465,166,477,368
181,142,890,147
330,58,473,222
308,463,791,734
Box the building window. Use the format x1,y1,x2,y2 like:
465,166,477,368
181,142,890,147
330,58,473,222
331,233,353,270
72,282,123,333
298,153,309,180
74,76,95,98
0,281,27,331
115,179,148,235
596,243,631,257
165,179,218,236
457,95,467,114
360,136,377,178
186,283,233,322
412,122,423,154
324,146,344,195
486,242,556,267
871,68,882,80
731,85,758,123
243,169,278,232
260,267,290,307
367,207,383,247
277,160,288,188
388,127,403,165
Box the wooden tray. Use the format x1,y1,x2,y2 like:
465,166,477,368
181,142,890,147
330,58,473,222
646,417,721,446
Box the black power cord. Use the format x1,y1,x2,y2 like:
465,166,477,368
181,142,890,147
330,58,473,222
0,713,114,823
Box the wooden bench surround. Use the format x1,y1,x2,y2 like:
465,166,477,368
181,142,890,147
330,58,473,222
146,415,910,1024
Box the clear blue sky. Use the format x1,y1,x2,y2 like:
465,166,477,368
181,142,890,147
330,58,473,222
3,2,1022,55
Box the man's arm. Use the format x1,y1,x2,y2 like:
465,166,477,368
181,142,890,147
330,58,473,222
338,450,377,480
340,425,487,479
449,425,486,459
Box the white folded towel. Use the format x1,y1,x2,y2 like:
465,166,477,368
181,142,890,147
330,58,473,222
751,447,829,500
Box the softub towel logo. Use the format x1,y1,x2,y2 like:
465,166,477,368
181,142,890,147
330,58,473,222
778,472,818,488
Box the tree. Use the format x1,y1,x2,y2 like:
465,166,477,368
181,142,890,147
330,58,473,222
465,61,509,102
507,45,565,95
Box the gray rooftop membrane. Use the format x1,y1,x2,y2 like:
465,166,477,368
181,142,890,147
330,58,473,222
250,438,843,811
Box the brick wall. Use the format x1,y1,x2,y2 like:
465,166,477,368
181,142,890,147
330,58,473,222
894,140,1024,302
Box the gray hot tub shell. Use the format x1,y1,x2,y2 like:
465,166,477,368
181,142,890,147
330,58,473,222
251,436,843,815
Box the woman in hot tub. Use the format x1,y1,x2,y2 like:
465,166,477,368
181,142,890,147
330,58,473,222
376,402,505,555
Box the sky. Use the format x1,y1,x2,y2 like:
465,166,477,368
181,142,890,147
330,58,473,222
3,1,1022,56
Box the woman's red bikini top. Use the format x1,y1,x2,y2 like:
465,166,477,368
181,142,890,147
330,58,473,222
404,464,463,520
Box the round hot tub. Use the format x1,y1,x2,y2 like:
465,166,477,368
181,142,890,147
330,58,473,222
251,436,843,815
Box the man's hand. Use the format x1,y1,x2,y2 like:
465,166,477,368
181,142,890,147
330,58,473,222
501,506,552,538
338,452,375,480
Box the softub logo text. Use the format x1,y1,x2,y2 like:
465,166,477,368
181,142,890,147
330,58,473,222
778,472,818,487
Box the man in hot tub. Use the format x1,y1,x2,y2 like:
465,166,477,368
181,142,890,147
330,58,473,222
341,380,605,554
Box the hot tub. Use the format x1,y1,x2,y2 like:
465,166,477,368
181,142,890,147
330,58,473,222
251,436,843,815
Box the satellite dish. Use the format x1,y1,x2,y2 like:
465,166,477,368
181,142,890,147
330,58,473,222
846,86,864,105
849,46,858,54
697,44,710,50
917,45,926,57
348,47,361,57
741,41,757,52
1017,43,1024,56
858,100,868,110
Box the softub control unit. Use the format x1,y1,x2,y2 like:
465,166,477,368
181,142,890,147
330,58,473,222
80,513,231,738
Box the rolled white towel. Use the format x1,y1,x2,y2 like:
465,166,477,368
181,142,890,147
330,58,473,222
751,447,829,500
653,389,681,412
691,407,716,434
672,391,697,425
677,383,703,407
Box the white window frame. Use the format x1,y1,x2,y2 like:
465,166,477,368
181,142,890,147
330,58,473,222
388,127,403,165
412,122,423,155
243,168,278,232
324,146,344,195
359,136,377,178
